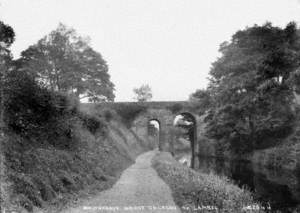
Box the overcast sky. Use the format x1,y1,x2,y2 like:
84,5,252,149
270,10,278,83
1,0,300,101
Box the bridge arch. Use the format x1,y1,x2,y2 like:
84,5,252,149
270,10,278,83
172,112,197,168
147,119,161,149
96,101,201,169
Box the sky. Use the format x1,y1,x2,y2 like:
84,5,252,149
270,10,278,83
1,0,300,101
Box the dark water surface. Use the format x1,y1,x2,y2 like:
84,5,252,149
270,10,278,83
195,156,300,213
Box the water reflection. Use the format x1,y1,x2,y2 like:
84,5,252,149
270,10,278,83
196,156,300,212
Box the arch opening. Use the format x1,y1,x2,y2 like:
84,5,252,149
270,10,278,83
147,119,161,150
172,112,197,168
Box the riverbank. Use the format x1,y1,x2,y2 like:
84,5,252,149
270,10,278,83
196,155,300,212
151,152,259,212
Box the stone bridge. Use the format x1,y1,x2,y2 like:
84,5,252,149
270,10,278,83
98,101,203,168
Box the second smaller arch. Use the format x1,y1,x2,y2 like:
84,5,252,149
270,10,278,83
147,119,161,150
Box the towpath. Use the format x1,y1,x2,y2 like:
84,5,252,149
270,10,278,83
61,150,181,213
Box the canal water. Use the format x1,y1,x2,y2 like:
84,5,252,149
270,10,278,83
193,156,300,212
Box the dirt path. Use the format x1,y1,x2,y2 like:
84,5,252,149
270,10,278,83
61,150,181,213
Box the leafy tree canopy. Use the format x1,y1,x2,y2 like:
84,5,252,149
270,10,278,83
0,20,15,130
189,89,212,115
0,21,15,48
203,22,300,154
0,20,15,68
133,84,153,102
19,23,115,102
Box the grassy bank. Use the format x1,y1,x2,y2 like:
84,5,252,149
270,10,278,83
1,101,149,213
152,152,262,212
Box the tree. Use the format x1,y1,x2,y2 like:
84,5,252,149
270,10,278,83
0,21,15,130
189,89,212,115
204,22,300,154
0,20,15,210
133,84,152,102
19,23,115,102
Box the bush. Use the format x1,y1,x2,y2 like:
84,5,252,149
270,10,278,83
78,111,107,135
1,69,92,150
4,70,52,134
3,69,79,136
3,69,107,149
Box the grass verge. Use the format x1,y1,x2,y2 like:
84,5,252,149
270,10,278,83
152,152,264,213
